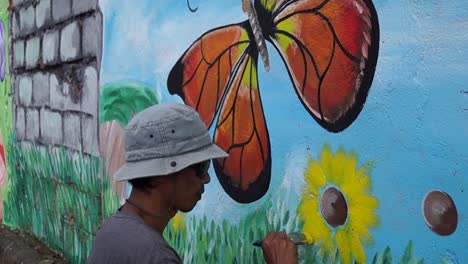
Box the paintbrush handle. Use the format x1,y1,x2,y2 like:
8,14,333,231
252,232,307,247
252,240,306,247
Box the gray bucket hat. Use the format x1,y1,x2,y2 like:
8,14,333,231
113,103,229,182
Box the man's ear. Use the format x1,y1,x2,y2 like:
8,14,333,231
152,174,175,187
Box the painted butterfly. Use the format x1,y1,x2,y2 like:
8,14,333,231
168,0,379,203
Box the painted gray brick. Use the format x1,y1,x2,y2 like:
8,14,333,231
82,12,102,60
18,75,32,106
82,116,99,156
43,30,59,65
52,0,71,23
36,0,52,29
19,5,35,36
26,108,40,141
49,74,61,109
62,82,81,111
15,106,25,140
12,0,24,6
13,40,24,68
25,36,40,69
32,72,50,106
49,73,80,111
64,112,81,150
11,76,19,105
11,12,20,38
60,22,81,62
40,109,62,145
81,66,98,117
72,0,97,15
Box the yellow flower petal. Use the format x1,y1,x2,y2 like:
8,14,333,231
330,148,347,185
341,155,358,185
304,161,327,195
336,229,352,264
350,234,366,264
299,145,379,264
172,212,186,232
320,145,334,179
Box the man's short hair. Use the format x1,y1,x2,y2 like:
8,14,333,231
128,177,157,193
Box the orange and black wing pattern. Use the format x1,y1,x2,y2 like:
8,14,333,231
269,0,379,132
168,23,251,127
167,0,380,204
213,49,271,203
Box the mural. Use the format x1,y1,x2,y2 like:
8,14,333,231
168,0,380,203
1,0,120,263
0,1,10,223
99,81,160,203
298,145,379,264
101,0,467,263
0,0,465,263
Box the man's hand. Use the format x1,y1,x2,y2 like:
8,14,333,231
261,231,298,264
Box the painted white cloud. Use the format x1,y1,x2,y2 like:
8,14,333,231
151,4,244,77
100,0,246,89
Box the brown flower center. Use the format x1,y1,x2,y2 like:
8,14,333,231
423,190,458,236
320,187,348,227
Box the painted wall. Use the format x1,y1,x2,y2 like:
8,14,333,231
100,0,467,263
0,0,466,263
0,0,10,224
0,0,119,263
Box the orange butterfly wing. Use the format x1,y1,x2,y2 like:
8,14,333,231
168,23,250,127
270,0,379,132
168,23,271,203
213,49,271,203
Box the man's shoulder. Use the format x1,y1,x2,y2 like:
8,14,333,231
89,211,181,263
99,211,162,242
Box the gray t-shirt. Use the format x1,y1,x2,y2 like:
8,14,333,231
87,209,182,264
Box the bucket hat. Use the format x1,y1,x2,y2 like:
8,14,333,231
113,103,228,182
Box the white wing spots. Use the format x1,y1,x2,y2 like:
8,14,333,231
352,0,374,92
353,0,363,14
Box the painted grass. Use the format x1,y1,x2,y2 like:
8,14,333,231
0,0,12,202
164,195,425,264
2,135,119,263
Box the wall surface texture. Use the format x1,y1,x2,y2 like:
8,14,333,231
11,0,101,154
1,0,119,263
0,0,466,263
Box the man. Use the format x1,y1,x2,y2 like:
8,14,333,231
88,103,297,263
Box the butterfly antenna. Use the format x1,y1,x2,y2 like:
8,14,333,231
242,0,270,72
187,0,198,13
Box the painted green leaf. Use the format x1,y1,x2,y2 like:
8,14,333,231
382,247,392,264
400,240,414,263
373,247,391,264
99,82,159,127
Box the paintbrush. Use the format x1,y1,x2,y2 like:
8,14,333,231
252,232,308,247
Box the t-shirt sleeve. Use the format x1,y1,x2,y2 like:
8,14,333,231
149,237,182,264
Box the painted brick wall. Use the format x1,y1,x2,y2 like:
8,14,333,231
10,0,102,156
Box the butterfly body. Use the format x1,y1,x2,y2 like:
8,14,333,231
168,0,379,203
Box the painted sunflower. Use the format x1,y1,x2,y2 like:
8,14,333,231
298,145,379,264
172,212,187,232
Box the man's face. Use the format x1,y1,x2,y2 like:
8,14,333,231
171,161,211,212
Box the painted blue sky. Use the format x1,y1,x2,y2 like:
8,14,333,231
100,0,468,262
